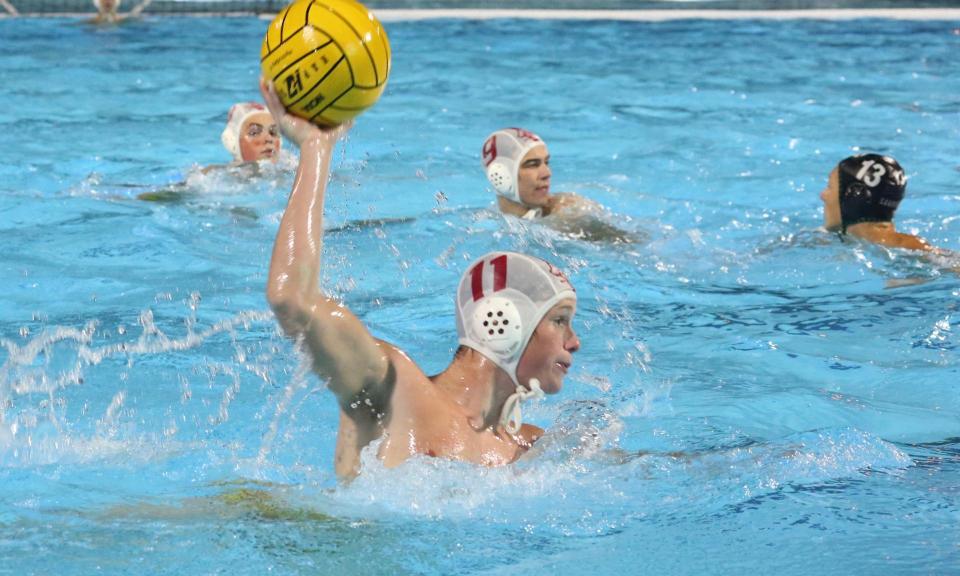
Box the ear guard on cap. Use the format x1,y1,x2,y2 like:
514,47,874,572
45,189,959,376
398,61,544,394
469,296,524,357
486,162,514,197
481,128,543,205
455,251,576,436
456,251,576,385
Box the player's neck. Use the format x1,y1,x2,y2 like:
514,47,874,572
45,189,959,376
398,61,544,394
435,350,516,431
497,196,536,218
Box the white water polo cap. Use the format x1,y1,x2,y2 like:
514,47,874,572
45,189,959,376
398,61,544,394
481,128,544,203
456,251,576,387
93,0,121,11
220,102,269,162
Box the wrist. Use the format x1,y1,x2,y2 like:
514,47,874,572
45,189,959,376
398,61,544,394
299,136,334,155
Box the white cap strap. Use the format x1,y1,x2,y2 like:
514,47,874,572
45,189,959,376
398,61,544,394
499,378,544,435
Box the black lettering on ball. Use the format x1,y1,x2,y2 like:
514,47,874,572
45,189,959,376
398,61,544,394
285,70,304,98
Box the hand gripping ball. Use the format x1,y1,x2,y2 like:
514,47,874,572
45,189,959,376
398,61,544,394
261,0,391,126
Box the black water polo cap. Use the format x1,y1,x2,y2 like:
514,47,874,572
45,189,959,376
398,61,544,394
837,154,907,233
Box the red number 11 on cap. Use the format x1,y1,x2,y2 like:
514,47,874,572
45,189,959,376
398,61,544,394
470,254,507,302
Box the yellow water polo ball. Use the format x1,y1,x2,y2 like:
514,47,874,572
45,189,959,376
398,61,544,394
261,0,391,127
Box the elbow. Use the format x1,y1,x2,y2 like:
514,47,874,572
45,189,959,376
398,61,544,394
266,285,310,338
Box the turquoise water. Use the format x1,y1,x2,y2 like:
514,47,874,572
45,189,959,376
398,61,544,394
1,15,959,575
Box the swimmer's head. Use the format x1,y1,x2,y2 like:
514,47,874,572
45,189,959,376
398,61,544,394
93,0,120,13
221,102,281,163
482,128,548,205
835,154,906,233
456,251,576,390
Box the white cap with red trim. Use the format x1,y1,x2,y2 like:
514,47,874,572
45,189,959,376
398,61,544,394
481,128,544,204
93,0,121,11
221,102,269,162
455,251,576,433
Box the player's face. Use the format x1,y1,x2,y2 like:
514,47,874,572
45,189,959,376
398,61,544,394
820,168,842,232
516,299,579,395
516,144,551,208
99,0,118,13
239,112,281,163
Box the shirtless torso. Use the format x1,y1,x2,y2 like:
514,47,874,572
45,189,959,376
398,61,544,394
333,343,541,477
261,81,578,480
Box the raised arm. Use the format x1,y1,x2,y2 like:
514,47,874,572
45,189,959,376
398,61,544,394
129,0,152,17
261,79,392,410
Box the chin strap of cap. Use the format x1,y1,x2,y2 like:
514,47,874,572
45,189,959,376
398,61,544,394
499,378,544,435
521,208,542,220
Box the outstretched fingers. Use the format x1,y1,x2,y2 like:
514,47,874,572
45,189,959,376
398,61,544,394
259,76,285,119
259,77,354,148
259,77,317,147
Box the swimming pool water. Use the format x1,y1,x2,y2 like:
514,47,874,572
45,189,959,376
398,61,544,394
1,14,958,575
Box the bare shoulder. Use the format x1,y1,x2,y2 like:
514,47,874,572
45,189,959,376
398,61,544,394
551,192,586,209
374,343,478,465
374,342,428,395
894,233,933,252
551,192,607,214
519,423,544,446
376,341,449,415
377,340,415,364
